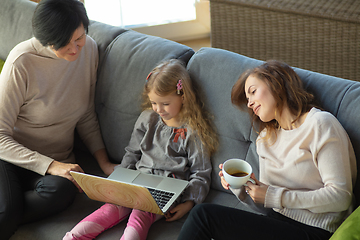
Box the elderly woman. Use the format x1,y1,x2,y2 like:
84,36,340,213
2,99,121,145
0,0,116,238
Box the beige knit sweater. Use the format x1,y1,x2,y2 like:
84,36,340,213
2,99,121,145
0,36,105,175
232,108,356,233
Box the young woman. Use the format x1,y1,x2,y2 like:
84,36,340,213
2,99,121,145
64,59,218,240
0,0,116,238
177,60,356,240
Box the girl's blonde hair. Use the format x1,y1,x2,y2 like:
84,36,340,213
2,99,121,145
231,60,316,143
142,59,218,155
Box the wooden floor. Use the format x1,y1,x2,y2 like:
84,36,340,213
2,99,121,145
178,37,211,52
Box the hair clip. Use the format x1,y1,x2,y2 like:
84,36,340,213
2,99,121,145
146,72,152,81
177,79,183,94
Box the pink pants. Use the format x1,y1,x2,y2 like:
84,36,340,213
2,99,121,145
63,203,162,240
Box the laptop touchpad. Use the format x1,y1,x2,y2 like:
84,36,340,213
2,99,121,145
132,173,163,188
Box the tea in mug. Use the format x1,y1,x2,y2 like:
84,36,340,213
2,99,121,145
228,169,248,177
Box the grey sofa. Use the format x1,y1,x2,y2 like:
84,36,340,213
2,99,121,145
1,0,359,239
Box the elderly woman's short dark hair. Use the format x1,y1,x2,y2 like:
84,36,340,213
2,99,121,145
32,0,89,50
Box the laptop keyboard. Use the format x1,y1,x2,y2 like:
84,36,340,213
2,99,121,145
147,188,174,210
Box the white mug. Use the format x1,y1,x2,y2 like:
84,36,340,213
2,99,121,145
222,158,252,189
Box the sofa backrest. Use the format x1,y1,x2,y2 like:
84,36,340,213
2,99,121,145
95,30,194,162
188,47,360,207
187,48,262,192
87,21,128,66
0,0,36,60
0,0,125,66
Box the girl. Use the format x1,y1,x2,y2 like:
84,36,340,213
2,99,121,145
64,59,218,240
177,60,356,240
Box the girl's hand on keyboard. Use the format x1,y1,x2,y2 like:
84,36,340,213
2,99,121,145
165,200,195,221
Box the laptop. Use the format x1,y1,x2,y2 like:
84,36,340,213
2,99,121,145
70,167,188,215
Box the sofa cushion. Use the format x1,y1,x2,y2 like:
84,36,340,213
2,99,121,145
0,0,36,60
329,206,360,240
0,0,125,64
187,47,360,206
186,47,262,193
95,30,194,163
87,20,128,65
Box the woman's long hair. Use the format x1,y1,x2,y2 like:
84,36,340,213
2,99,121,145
143,59,218,155
231,60,316,142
